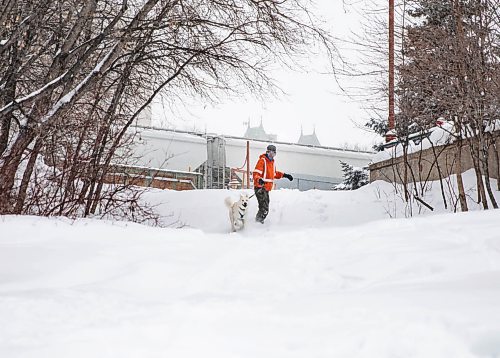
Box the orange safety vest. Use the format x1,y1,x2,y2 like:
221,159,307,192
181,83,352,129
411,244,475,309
253,153,283,191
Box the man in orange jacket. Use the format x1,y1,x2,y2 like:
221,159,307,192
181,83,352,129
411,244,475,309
253,144,293,223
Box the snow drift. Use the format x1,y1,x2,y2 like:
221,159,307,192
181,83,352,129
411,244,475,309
1,172,500,358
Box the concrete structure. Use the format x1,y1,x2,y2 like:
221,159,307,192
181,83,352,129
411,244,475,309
370,131,500,184
130,126,373,190
224,136,371,190
133,128,207,172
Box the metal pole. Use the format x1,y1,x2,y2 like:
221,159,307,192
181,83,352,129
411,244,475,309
387,0,395,142
220,139,224,189
246,141,250,189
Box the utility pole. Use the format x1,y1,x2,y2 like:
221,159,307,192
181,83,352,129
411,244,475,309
387,0,396,142
246,141,250,189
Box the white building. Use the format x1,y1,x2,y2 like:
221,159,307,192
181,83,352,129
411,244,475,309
130,126,373,191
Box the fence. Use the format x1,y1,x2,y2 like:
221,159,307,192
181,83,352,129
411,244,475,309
105,164,203,190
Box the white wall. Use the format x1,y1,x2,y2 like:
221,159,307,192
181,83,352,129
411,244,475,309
132,128,207,172
225,137,372,181
131,128,373,186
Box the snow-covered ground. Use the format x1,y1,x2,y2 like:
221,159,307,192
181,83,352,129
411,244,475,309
1,172,500,358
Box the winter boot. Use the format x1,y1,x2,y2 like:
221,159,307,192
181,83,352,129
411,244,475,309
255,214,265,224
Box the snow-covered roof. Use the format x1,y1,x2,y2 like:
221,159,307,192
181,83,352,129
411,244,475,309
373,119,500,164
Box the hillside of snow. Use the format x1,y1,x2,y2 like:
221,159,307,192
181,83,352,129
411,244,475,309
1,172,500,358
143,169,500,232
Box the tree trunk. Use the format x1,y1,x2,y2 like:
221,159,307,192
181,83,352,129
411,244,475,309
494,136,500,191
0,130,36,213
0,46,18,155
0,115,12,157
431,144,448,210
14,138,43,214
470,141,488,209
481,135,498,208
403,143,409,202
456,140,468,212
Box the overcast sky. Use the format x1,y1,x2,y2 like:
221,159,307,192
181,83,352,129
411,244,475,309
152,1,383,150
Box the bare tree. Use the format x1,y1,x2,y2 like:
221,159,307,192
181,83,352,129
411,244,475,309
396,0,499,211
0,0,336,218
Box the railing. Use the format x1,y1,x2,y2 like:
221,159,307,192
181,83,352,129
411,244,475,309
107,164,204,190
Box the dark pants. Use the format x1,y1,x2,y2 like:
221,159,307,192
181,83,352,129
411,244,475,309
255,187,270,222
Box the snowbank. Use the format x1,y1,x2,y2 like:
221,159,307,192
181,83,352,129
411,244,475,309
143,169,499,232
1,177,500,357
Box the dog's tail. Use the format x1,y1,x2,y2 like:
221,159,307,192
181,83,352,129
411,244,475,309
224,197,233,208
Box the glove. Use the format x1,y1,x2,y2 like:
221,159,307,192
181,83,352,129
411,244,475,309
258,178,264,185
283,173,293,181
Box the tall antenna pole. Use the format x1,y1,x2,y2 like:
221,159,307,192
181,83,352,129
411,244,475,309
387,0,395,142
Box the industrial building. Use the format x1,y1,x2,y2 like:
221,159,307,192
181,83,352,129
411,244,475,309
127,123,373,191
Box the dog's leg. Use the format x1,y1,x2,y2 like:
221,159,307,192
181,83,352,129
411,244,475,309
229,214,234,232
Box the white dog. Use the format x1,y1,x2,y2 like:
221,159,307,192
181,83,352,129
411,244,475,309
224,193,250,232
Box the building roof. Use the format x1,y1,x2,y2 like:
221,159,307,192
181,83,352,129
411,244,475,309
243,120,277,141
297,127,321,146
